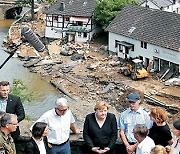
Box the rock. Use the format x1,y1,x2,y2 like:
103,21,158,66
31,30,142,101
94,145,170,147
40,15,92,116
23,59,41,67
60,48,69,56
71,53,84,61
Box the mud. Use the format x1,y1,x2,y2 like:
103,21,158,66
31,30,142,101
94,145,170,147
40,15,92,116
4,8,180,137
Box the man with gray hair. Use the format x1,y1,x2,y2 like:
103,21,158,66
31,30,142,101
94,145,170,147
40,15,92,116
33,97,80,154
0,113,18,154
133,124,155,154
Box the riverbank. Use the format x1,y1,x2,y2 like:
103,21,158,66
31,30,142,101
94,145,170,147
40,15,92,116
4,6,180,138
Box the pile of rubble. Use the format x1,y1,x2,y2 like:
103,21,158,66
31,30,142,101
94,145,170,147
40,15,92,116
3,8,179,124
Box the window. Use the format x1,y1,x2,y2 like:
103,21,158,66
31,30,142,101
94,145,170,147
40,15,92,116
115,40,120,47
65,17,69,21
53,15,58,21
141,41,147,49
119,45,123,52
144,42,147,49
131,46,134,51
46,15,53,26
76,21,83,26
78,32,81,37
83,32,87,38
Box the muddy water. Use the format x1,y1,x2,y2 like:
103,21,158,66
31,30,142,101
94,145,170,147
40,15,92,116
0,20,60,120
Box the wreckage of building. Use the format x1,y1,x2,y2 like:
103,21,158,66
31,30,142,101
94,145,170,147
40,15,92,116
106,4,180,78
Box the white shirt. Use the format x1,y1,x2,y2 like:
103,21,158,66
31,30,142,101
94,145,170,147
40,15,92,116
33,137,46,154
35,108,75,144
136,136,155,154
171,137,180,154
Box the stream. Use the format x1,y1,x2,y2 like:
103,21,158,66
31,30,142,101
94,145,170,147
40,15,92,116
0,19,60,120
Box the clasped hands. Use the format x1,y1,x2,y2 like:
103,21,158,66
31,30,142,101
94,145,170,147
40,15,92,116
126,144,136,154
92,147,110,154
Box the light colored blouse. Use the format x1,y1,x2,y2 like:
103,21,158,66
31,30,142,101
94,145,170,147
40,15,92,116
171,137,180,154
33,137,46,154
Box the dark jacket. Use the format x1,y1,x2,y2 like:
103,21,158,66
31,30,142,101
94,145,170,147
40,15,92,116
6,94,25,140
83,112,117,151
25,137,49,154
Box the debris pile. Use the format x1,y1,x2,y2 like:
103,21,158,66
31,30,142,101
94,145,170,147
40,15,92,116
3,8,179,124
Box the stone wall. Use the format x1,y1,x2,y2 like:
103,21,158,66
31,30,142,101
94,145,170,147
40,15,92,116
0,4,19,20
16,135,125,154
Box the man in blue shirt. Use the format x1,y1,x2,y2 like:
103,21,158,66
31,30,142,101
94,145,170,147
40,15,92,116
0,81,25,141
118,92,152,154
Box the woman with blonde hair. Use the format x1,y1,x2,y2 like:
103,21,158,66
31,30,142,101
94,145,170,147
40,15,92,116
150,145,171,154
148,106,173,146
83,101,117,153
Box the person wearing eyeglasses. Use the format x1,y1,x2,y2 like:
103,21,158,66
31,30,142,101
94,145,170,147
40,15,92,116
171,119,180,154
31,97,80,154
0,81,25,142
25,122,49,154
0,113,18,154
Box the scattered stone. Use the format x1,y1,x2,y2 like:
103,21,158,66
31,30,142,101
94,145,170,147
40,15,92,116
23,59,41,67
102,83,114,93
71,53,84,61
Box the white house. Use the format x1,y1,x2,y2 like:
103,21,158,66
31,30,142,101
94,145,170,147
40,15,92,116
44,0,99,42
139,0,180,14
106,5,180,74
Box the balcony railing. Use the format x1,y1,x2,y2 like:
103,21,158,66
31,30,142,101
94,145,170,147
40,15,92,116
68,26,89,32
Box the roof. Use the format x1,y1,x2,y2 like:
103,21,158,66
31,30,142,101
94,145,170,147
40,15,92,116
44,0,96,17
139,0,172,8
106,4,180,52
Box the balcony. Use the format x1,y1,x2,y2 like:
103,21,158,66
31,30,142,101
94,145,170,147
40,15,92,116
68,26,89,32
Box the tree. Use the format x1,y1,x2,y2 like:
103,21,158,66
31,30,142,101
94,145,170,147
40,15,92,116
93,0,139,30
10,79,33,103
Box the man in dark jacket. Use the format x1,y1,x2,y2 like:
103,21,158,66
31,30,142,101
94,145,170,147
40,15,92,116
0,81,25,141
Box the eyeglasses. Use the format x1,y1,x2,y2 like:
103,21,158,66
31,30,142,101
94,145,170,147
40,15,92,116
9,123,18,126
56,108,68,112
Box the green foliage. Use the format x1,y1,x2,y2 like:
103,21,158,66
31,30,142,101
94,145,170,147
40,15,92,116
25,114,31,121
10,79,33,103
15,0,32,6
15,0,54,6
46,0,56,5
93,0,139,30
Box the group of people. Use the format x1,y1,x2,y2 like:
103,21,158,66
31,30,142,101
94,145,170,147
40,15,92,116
0,80,25,154
0,80,179,154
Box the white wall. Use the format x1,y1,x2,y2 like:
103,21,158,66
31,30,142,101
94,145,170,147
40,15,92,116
45,27,63,39
108,32,180,72
163,0,180,14
140,1,160,9
140,0,180,14
45,15,97,42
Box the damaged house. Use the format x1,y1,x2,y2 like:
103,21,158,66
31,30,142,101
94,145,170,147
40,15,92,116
44,0,99,42
106,4,180,75
139,0,180,14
